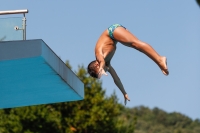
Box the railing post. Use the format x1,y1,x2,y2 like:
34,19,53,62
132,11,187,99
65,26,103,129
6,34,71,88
22,14,26,40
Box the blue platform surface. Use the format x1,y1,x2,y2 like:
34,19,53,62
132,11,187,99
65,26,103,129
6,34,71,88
0,39,84,109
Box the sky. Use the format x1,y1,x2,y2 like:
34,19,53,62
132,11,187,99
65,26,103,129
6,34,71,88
0,1,200,120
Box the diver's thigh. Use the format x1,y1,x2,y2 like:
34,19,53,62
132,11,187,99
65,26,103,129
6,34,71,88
113,27,138,43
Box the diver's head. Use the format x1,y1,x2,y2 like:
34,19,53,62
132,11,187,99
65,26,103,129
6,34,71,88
87,60,100,78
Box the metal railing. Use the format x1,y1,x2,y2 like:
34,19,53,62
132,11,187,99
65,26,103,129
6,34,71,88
0,9,28,40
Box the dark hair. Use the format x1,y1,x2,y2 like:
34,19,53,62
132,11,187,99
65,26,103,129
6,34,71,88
87,60,98,78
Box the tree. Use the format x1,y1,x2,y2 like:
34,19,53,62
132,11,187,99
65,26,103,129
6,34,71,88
196,0,200,7
50,65,123,133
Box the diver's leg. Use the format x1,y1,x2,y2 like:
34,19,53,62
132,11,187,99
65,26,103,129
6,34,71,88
113,27,169,75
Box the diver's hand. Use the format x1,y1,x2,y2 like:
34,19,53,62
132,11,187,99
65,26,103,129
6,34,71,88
98,68,107,79
124,94,130,105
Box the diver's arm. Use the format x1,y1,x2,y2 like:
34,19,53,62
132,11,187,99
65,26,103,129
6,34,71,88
107,64,130,104
95,48,107,77
107,64,126,95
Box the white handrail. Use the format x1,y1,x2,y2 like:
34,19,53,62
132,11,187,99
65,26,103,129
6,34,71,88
0,9,28,15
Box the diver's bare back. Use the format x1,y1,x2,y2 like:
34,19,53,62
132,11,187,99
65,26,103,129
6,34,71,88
95,30,117,65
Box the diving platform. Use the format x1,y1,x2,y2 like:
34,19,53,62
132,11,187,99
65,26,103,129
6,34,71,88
0,39,84,109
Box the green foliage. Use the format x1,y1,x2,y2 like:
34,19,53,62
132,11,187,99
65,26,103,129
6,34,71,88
196,0,200,7
65,60,72,69
0,63,199,133
123,106,200,133
49,65,123,133
115,107,136,133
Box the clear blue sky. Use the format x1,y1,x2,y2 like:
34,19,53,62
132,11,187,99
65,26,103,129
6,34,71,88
1,1,200,120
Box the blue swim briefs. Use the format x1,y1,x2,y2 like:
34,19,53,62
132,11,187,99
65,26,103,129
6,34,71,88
108,24,126,40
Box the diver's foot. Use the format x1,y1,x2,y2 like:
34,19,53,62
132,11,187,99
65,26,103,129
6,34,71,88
159,56,169,76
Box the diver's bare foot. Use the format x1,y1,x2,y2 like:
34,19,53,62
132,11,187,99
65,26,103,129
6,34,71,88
159,56,169,76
